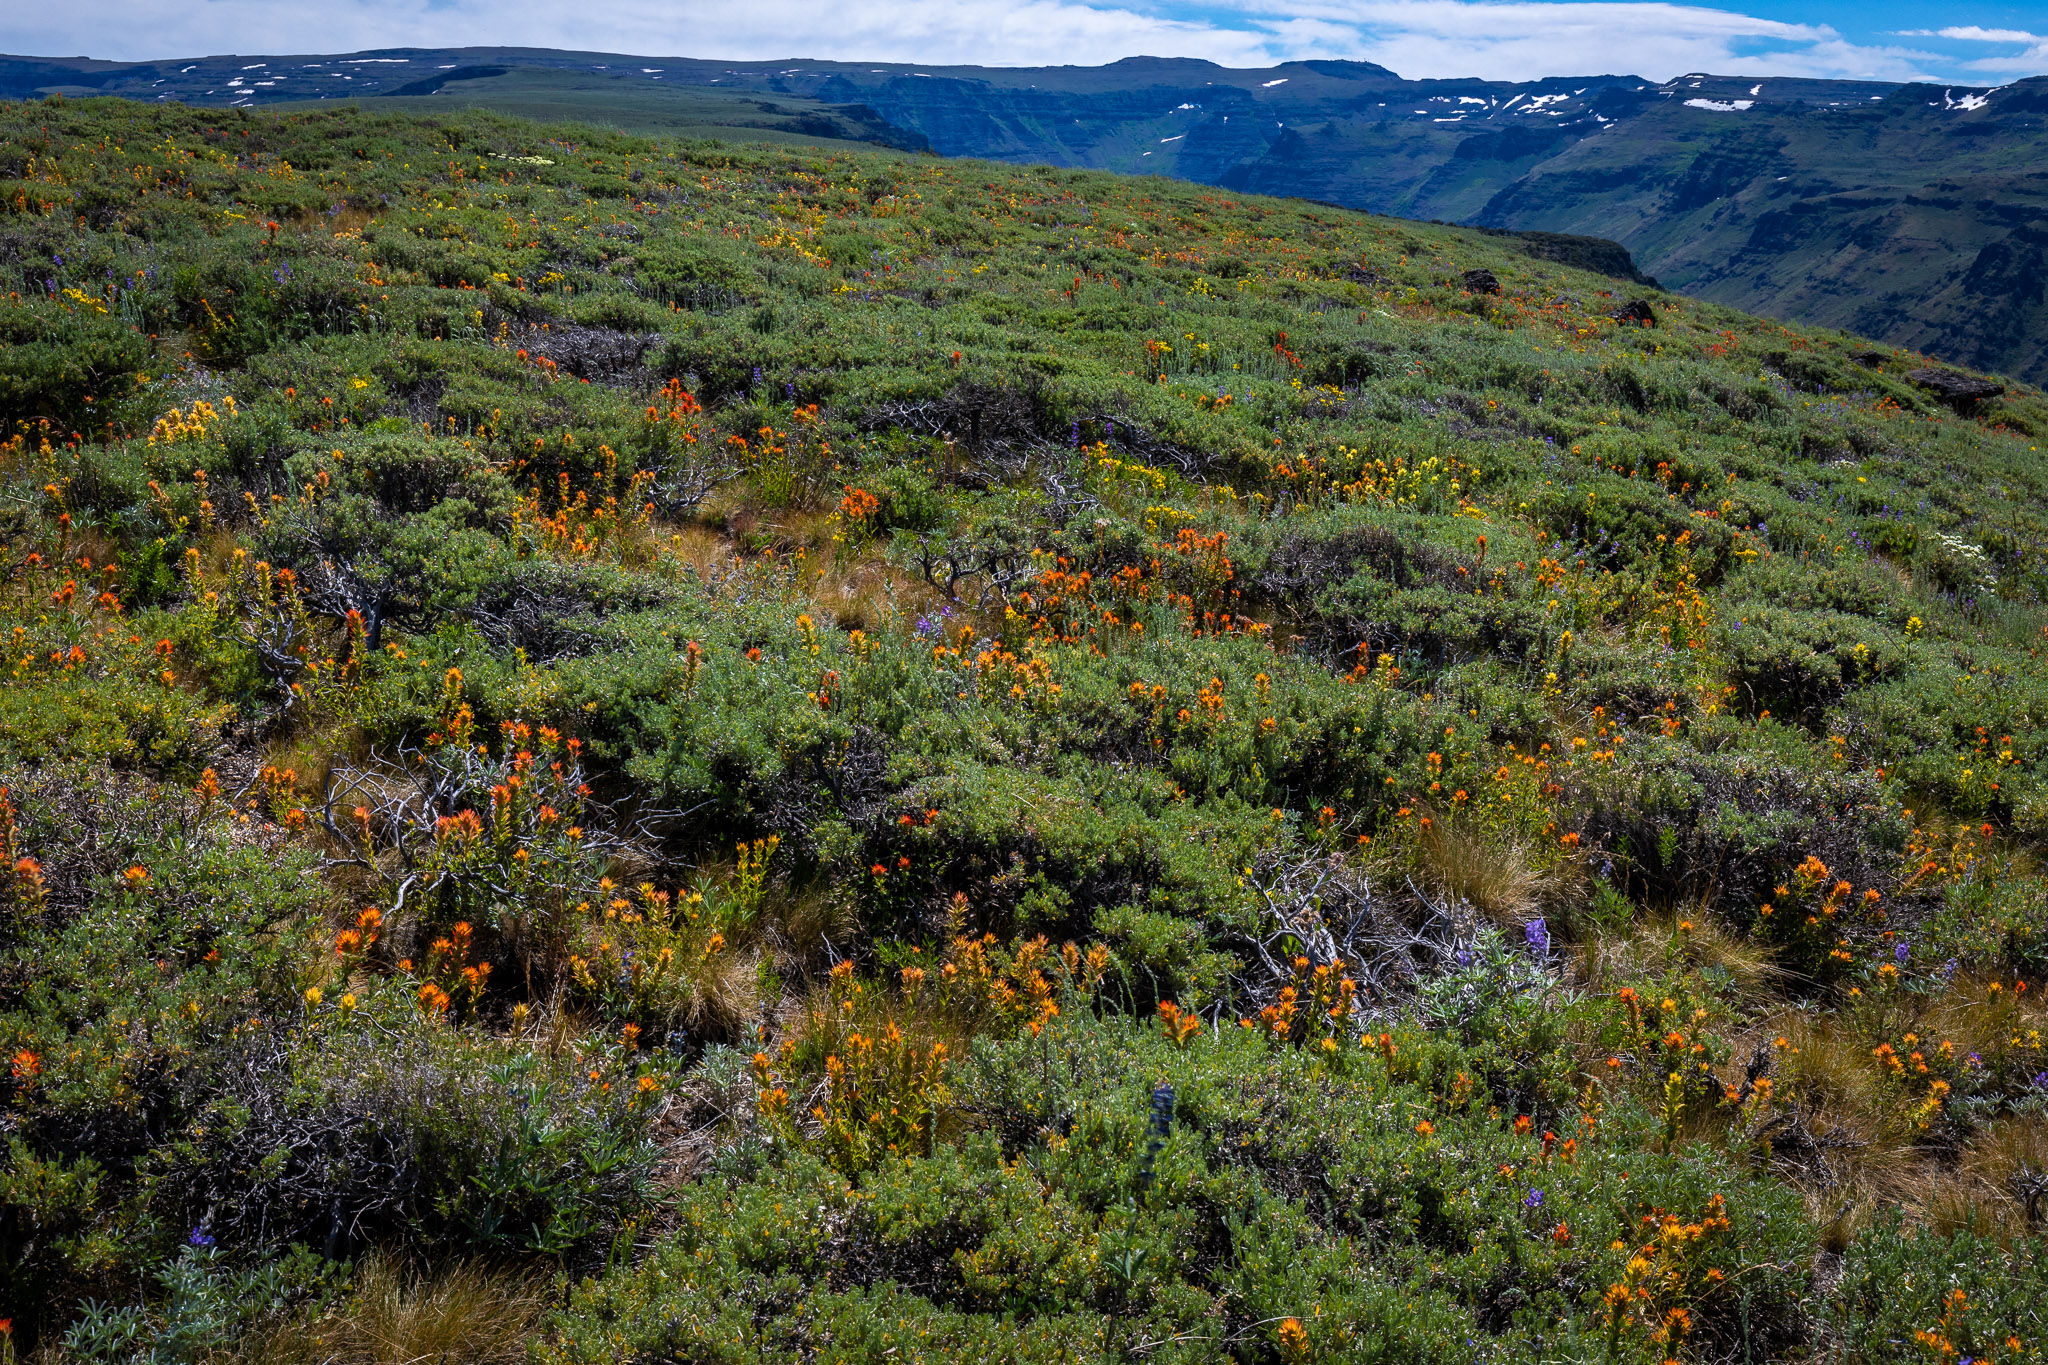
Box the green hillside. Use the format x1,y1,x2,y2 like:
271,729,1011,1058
9,49,2047,382
2,95,2048,1361
377,68,930,152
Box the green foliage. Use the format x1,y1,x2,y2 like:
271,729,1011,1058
1830,1216,2048,1363
60,1244,347,1365
0,293,153,432
546,1009,1816,1364
0,94,2046,1359
260,431,517,649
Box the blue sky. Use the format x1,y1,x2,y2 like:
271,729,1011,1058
5,0,2044,85
1673,0,2048,73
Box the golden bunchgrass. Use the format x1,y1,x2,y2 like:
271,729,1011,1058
1412,817,1548,924
239,1255,545,1364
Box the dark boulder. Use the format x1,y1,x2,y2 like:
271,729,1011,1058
1907,367,2003,411
1461,268,1500,294
1611,298,1658,327
1851,349,1891,368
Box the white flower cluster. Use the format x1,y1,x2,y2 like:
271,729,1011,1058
1936,532,1997,589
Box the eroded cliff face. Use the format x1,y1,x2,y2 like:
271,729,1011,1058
1471,79,2048,382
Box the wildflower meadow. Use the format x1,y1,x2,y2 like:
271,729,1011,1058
1,93,2046,1361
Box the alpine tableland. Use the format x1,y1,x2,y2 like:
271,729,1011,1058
2,95,2047,1361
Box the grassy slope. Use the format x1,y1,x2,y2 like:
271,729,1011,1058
1,96,2048,1360
378,69,919,151
12,49,2047,381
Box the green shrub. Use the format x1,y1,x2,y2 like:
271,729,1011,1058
157,1012,667,1260
1722,604,1907,721
0,293,153,432
1829,1217,2048,1363
546,1006,1815,1364
257,431,515,650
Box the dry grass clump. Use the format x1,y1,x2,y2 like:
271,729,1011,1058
1576,902,1780,996
659,522,741,584
1412,818,1552,924
1670,912,1782,992
1767,1016,1931,1180
239,1256,546,1365
680,940,765,1037
1938,1117,2048,1240
1883,1118,2048,1248
761,882,859,975
808,555,912,635
1915,982,2045,1072
1727,988,2048,1250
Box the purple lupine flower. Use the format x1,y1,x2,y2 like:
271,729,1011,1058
1070,420,1080,447
188,1228,215,1247
1523,1188,1544,1210
1525,918,1550,956
1895,941,1910,966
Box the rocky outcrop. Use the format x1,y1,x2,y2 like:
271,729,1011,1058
1907,368,2004,411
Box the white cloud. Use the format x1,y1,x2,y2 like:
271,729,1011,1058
1231,1,1955,82
1933,26,2042,43
0,0,2021,84
1888,22,2045,77
1,0,1262,68
1965,43,2048,75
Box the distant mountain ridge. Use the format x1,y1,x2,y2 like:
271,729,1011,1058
6,47,2044,380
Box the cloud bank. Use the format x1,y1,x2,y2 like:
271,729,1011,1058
1902,23,2048,76
2,0,2036,84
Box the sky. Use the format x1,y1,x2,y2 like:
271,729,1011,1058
4,0,2045,85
